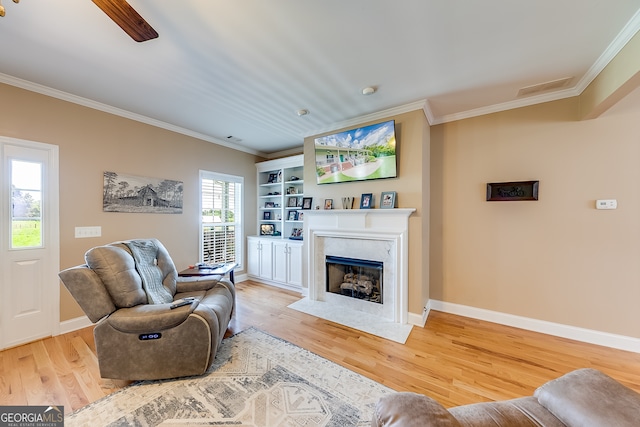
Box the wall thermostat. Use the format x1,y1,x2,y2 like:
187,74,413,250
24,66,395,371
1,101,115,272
596,199,617,210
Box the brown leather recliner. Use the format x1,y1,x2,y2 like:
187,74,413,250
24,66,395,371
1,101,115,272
372,368,640,426
59,238,235,381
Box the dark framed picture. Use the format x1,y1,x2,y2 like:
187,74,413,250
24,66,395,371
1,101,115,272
289,227,303,240
288,210,298,221
263,211,271,220
360,193,373,209
380,191,396,209
324,199,333,210
264,201,275,208
486,181,539,201
267,173,278,183
260,223,275,235
288,197,299,207
301,197,313,210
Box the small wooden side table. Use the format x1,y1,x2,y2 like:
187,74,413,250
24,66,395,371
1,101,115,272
178,262,237,284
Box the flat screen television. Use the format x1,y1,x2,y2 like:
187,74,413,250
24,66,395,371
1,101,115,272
314,120,397,184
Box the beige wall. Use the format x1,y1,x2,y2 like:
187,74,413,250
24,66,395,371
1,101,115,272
303,110,430,315
0,83,262,322
431,96,640,338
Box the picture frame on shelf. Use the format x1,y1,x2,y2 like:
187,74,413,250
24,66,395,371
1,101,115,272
324,199,333,210
301,197,313,210
288,211,298,221
264,201,275,208
263,211,271,220
288,197,299,207
298,212,304,221
380,191,396,209
289,228,303,240
267,173,278,183
260,223,275,235
360,193,373,209
287,186,297,195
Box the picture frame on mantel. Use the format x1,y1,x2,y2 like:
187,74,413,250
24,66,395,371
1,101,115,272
360,193,373,209
380,191,396,209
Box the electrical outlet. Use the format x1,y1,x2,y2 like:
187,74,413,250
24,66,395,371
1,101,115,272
75,226,102,238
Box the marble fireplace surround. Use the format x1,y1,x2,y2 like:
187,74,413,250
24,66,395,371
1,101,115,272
302,209,415,325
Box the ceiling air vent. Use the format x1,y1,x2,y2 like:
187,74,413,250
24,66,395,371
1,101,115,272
517,77,574,97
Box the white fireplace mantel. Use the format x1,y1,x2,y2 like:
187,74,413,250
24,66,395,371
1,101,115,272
303,208,415,324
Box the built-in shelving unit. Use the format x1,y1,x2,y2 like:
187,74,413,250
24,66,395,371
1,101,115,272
256,154,304,239
250,154,304,291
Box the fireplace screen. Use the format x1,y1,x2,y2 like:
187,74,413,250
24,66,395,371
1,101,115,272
325,256,383,304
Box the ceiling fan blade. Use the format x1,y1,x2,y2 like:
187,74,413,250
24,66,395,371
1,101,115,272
92,0,158,42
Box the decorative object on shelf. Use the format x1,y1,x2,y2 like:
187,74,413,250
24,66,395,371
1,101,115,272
287,186,297,195
324,199,333,210
486,180,539,201
288,197,299,207
380,191,396,209
288,211,298,221
260,224,275,235
301,197,313,210
314,120,397,185
263,211,271,220
290,228,303,240
342,197,355,209
264,202,275,208
298,212,304,221
360,193,373,209
267,173,278,183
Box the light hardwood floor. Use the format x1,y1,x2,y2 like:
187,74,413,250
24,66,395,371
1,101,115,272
2,280,640,412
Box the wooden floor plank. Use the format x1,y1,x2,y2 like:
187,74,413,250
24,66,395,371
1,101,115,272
0,280,639,413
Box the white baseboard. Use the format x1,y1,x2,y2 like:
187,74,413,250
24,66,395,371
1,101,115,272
59,316,93,334
429,300,640,354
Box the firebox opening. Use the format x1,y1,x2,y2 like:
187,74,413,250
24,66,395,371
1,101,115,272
325,255,383,304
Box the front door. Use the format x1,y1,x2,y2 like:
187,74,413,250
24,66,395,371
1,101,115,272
0,137,60,349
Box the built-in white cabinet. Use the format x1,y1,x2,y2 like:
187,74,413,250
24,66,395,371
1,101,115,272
247,236,303,291
247,236,273,280
249,155,305,292
272,240,303,288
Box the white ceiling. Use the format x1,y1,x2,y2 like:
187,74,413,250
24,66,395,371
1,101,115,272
1,1,639,156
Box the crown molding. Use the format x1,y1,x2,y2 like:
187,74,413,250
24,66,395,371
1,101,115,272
302,99,428,138
0,73,264,157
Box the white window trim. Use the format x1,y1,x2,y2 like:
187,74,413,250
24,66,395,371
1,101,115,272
199,170,243,270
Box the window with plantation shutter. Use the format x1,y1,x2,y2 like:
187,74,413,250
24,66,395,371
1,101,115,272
200,171,243,267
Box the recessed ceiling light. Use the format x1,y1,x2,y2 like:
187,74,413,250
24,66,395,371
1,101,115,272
297,109,310,116
362,86,376,96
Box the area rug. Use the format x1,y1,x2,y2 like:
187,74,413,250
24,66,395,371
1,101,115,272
66,328,392,426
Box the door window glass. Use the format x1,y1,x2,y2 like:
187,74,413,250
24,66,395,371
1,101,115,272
11,160,42,248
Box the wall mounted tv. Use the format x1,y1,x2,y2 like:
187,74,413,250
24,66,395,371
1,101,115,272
314,120,397,184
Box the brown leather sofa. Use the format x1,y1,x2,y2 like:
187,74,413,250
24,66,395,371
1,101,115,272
59,239,235,381
372,368,640,426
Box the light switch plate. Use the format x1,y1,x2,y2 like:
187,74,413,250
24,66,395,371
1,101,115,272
75,226,102,238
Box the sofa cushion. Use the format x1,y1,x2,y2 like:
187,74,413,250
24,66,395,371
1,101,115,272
534,368,640,427
372,392,462,427
85,245,147,308
450,397,566,427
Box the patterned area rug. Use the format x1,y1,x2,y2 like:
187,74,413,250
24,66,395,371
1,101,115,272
66,328,392,426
